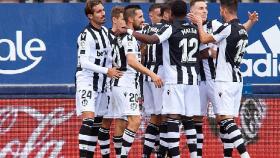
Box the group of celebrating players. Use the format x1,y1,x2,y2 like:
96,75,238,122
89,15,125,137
75,0,258,157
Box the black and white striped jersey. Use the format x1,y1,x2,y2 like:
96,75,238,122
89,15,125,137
113,34,141,89
213,19,248,82
157,19,200,85
199,19,222,81
143,21,168,82
76,24,112,92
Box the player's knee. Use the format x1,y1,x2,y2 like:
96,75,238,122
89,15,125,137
81,111,95,120
101,118,113,129
150,115,161,125
127,116,141,129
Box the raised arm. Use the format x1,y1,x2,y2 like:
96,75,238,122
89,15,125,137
243,11,259,31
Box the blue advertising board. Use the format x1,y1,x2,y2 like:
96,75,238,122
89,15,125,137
0,3,279,85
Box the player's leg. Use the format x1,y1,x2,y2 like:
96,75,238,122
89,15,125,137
143,81,161,158
157,115,169,158
216,82,250,158
161,84,185,158
184,85,201,158
115,87,141,158
76,82,99,158
111,86,128,158
113,118,127,158
193,81,210,158
98,92,113,158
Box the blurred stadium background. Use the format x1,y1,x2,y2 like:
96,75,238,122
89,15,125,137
0,1,280,158
0,0,280,3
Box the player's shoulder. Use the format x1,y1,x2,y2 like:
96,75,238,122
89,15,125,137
101,26,109,32
214,21,231,35
120,34,135,46
78,26,92,42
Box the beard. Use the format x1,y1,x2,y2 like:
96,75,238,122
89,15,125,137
133,22,142,31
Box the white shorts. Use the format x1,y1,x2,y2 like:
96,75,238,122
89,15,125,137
214,81,243,117
198,79,217,116
112,86,141,116
162,84,200,116
143,81,163,115
76,82,103,116
102,91,125,119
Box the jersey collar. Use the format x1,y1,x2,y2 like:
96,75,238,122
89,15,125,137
228,18,240,24
173,18,187,26
89,23,102,32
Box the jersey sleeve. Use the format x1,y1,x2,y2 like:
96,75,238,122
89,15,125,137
122,35,137,55
212,19,223,32
213,23,231,43
156,24,172,43
77,31,108,74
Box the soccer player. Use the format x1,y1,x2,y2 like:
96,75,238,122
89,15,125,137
188,0,252,157
189,1,258,158
142,3,171,158
97,6,127,158
112,5,163,158
120,1,201,157
75,0,122,157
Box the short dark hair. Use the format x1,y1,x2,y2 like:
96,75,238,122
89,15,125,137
124,5,142,22
190,0,206,7
111,6,124,20
220,0,238,14
171,0,187,18
149,3,161,12
84,0,102,16
160,3,171,16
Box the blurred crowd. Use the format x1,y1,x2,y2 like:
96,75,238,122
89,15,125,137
0,0,279,3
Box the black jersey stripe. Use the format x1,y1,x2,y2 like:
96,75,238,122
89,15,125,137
177,65,183,84
93,59,101,91
86,26,100,49
199,61,206,81
208,57,216,79
101,58,107,93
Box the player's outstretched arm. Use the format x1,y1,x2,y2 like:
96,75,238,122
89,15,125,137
126,54,163,88
115,27,160,44
243,11,259,31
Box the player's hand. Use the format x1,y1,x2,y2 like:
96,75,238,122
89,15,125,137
107,67,123,79
187,13,203,26
150,74,163,88
248,11,259,23
115,26,128,36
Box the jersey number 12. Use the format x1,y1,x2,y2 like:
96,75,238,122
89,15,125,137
179,38,198,63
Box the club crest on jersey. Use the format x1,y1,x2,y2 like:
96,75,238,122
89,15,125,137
81,99,88,106
167,90,170,95
80,41,86,49
127,41,133,47
218,92,223,97
130,103,138,111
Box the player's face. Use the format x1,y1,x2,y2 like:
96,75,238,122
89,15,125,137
191,1,208,22
133,9,145,30
220,6,226,22
163,9,172,22
149,8,162,24
91,4,106,25
115,13,126,29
